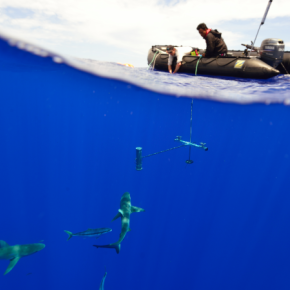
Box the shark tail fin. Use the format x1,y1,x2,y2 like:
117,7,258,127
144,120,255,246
64,230,73,241
93,243,121,254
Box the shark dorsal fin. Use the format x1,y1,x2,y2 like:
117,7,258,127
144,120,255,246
0,240,9,248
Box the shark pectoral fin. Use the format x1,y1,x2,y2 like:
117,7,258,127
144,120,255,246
115,243,121,254
4,257,20,275
131,206,145,213
0,240,9,248
112,210,123,222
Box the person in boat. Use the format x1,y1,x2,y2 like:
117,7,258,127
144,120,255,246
166,45,193,74
196,23,227,58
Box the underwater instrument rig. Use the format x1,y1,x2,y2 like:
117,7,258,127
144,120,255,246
135,100,208,171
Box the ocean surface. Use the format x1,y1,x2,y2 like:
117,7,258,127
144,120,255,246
0,32,290,290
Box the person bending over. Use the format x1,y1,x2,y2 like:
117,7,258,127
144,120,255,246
197,23,227,58
166,45,193,74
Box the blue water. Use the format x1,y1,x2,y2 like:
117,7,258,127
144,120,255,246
0,33,290,290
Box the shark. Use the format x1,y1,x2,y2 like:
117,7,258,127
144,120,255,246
93,192,144,254
0,240,45,275
64,228,112,241
99,270,107,290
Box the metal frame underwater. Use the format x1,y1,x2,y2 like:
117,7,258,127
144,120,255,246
135,100,208,171
135,137,208,171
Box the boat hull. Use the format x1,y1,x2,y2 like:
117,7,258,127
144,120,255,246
148,47,282,79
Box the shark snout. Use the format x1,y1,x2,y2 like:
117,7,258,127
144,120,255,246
34,243,45,252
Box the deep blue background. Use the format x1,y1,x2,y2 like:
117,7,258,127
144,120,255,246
0,37,290,290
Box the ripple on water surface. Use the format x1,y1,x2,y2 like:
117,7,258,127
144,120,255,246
1,30,289,105
75,59,290,105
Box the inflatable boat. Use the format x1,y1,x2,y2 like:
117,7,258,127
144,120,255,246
226,50,290,75
148,38,289,79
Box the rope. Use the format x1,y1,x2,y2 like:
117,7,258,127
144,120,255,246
152,52,159,70
147,51,159,70
150,50,241,74
142,145,186,159
216,56,241,67
188,99,193,160
281,62,289,74
195,55,203,76
199,57,217,65
189,99,193,143
160,54,169,59
194,55,243,74
183,57,200,64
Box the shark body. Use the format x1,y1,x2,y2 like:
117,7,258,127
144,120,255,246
93,192,144,254
0,240,45,275
99,271,107,290
64,228,112,241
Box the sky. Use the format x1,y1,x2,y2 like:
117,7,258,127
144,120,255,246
0,0,290,67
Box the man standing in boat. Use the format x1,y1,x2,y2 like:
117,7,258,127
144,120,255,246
197,23,228,57
166,45,193,74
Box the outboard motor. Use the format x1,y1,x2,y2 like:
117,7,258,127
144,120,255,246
259,38,285,68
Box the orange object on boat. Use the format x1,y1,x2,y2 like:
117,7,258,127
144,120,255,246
117,63,134,68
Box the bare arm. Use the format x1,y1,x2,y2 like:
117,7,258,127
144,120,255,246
168,65,172,73
173,62,182,74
